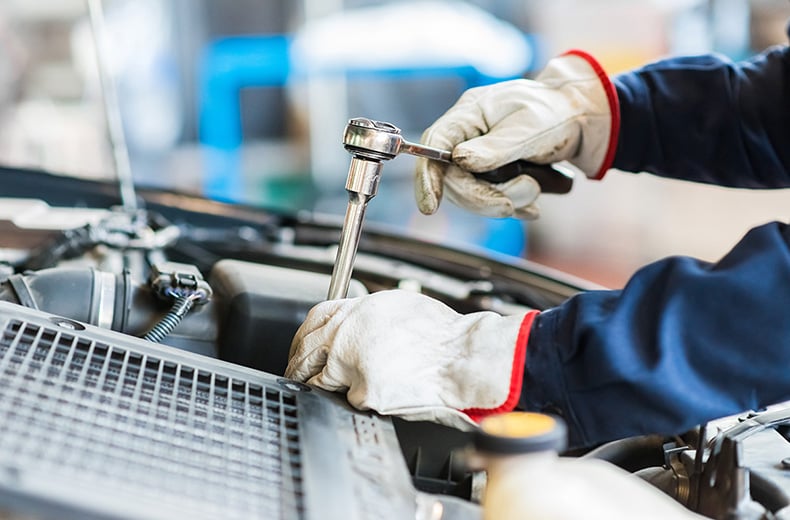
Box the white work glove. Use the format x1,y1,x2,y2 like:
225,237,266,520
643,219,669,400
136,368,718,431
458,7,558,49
415,50,619,219
285,290,539,430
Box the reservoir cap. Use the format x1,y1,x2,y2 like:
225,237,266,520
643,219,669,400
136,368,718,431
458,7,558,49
474,412,567,454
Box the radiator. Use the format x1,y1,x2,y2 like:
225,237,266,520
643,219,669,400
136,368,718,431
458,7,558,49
0,302,416,520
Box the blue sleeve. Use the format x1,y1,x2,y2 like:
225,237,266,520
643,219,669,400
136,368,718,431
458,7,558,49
612,44,790,187
521,221,790,448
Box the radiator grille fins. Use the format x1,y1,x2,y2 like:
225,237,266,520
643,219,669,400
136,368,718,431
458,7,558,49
0,319,304,519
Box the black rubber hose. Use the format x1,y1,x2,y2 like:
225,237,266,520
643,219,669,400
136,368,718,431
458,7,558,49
581,435,668,473
750,470,790,514
24,225,96,271
142,294,196,343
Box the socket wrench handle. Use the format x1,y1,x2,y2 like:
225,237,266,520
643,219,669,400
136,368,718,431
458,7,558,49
399,141,453,163
400,137,574,194
473,160,574,194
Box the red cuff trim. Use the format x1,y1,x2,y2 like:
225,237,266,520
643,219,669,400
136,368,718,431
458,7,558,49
463,310,539,423
563,49,621,181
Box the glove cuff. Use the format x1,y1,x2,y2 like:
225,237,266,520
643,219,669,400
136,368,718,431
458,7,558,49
560,50,621,180
462,310,539,422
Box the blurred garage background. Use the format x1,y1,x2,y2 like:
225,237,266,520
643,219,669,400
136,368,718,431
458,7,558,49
0,0,787,288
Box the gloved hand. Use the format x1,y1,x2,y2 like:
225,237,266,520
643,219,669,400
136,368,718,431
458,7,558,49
285,289,539,430
415,50,619,219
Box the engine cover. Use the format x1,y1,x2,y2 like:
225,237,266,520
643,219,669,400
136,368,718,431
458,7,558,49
209,259,368,376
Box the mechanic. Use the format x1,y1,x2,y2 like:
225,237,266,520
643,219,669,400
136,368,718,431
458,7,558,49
286,31,790,449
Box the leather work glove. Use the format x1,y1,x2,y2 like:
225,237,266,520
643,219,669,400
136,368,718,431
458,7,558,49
285,289,539,430
415,50,620,219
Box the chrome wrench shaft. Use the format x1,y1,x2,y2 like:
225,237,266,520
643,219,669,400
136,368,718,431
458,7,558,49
327,156,382,300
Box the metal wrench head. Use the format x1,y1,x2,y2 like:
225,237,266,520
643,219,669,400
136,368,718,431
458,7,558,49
343,117,404,161
344,117,454,164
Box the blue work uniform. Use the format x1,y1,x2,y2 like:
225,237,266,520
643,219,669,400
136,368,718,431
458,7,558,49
522,35,790,448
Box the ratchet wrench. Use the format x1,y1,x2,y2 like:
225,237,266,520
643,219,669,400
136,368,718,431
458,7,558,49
343,118,574,193
327,117,574,300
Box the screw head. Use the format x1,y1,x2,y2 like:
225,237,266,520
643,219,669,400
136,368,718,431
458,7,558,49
278,378,311,393
49,317,85,330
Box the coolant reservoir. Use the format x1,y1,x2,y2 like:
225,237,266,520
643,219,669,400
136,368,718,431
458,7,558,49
474,412,706,520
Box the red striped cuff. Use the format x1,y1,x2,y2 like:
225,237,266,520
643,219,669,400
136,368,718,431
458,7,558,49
563,49,621,180
463,310,540,422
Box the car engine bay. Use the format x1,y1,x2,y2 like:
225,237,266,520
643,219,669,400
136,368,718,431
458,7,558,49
2,166,790,520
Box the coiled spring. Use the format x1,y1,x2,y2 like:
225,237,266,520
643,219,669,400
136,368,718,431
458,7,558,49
142,291,204,343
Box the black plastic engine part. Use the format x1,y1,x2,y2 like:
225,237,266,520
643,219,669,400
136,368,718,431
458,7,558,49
143,262,213,343
209,259,368,376
392,418,476,498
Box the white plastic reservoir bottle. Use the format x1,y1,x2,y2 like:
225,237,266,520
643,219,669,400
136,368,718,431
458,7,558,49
473,412,707,520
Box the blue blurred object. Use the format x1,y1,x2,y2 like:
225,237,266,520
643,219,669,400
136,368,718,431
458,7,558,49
197,5,541,257
198,32,541,201
484,216,527,257
198,35,292,202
